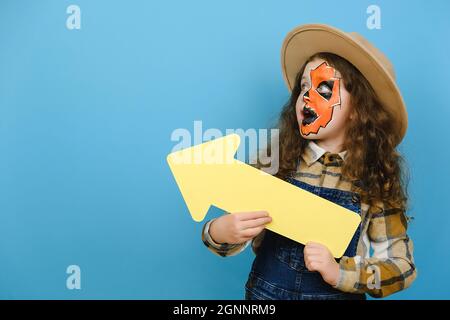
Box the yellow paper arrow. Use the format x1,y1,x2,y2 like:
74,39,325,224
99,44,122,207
166,133,361,258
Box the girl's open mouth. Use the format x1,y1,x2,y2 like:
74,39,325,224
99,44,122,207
302,106,318,125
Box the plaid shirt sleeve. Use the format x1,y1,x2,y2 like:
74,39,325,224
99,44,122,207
201,218,251,257
333,203,417,298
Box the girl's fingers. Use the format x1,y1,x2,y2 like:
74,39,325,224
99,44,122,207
236,211,270,221
305,241,325,248
303,247,323,256
240,226,265,238
240,216,272,229
304,255,323,263
305,258,323,271
306,261,322,272
304,252,323,259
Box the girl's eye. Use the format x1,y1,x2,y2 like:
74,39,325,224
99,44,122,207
300,82,309,91
316,81,334,99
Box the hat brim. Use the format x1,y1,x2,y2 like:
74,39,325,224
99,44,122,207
281,24,407,145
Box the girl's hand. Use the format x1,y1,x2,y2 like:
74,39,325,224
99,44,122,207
209,211,272,245
304,242,340,286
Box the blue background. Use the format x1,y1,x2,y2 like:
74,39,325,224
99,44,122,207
0,0,448,299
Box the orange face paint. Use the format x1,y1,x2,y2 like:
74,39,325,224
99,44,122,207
300,62,341,136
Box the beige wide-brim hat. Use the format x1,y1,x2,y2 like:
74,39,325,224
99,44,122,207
281,24,407,145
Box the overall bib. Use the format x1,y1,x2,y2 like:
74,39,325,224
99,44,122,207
245,178,366,300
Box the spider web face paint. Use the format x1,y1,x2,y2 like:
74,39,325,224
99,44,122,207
301,62,341,136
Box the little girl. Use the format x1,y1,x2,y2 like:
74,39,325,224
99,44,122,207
201,24,417,300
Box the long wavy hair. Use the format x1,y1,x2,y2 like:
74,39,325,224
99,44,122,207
272,52,410,214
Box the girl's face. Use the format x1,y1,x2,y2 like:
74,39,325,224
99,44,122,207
295,58,352,141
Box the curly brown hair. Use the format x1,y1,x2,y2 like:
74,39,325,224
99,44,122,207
272,52,410,214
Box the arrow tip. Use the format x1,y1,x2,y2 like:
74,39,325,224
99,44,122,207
167,133,242,222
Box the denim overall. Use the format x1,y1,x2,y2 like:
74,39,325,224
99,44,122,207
245,178,366,300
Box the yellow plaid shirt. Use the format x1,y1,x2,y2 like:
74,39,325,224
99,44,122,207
201,140,417,298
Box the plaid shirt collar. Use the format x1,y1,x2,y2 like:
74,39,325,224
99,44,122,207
301,140,348,167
